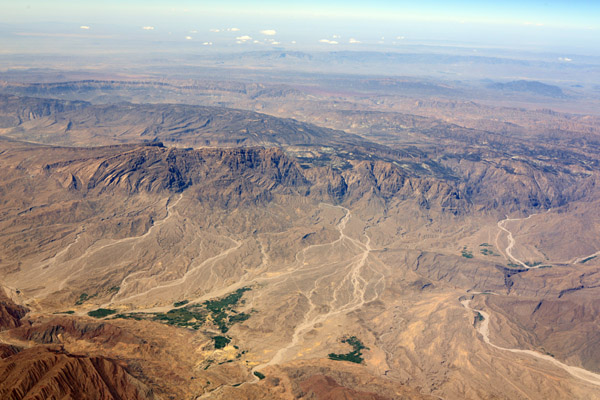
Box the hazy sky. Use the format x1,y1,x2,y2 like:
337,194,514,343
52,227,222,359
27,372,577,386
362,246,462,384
1,1,599,54
2,1,599,26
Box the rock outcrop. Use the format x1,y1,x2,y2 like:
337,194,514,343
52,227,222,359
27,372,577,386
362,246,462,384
0,290,27,331
0,346,155,400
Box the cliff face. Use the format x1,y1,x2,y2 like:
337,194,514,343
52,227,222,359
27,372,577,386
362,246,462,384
39,145,311,208
12,141,465,212
0,290,28,331
2,94,598,215
0,94,88,128
445,156,598,212
4,136,597,219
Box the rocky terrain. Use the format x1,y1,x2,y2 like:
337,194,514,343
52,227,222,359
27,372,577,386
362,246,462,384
1,82,600,400
0,94,364,148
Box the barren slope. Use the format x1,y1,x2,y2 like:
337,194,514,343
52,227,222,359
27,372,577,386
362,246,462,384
1,94,600,399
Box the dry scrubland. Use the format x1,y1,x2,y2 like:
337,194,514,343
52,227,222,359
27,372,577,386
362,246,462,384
1,76,600,399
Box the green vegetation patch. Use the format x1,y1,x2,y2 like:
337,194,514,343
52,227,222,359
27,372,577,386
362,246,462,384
581,255,597,264
112,287,252,332
204,287,252,333
253,371,266,380
475,312,485,323
88,308,117,318
328,336,368,364
55,310,75,314
75,292,97,305
228,312,251,324
212,311,229,333
213,336,231,349
152,305,206,330
461,247,473,258
204,287,251,314
480,248,497,256
115,307,206,329
525,261,542,267
113,313,146,321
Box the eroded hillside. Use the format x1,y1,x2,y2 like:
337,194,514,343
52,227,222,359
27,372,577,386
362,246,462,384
1,93,600,399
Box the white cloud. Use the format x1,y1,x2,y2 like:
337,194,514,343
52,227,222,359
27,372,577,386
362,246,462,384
558,57,572,62
185,36,192,40
291,40,296,44
253,40,262,44
349,38,360,44
236,35,252,41
332,34,340,39
203,42,212,46
211,27,239,33
190,30,198,34
80,26,90,30
396,36,405,40
260,29,277,36
319,39,338,45
271,41,280,45
142,26,154,30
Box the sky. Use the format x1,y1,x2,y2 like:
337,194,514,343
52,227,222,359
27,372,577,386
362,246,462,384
2,0,599,27
1,1,599,55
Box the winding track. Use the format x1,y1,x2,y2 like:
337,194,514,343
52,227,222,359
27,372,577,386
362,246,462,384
465,213,600,386
497,211,599,267
496,213,540,269
462,298,600,387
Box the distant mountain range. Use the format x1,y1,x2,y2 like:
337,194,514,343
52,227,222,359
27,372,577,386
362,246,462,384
487,80,566,98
